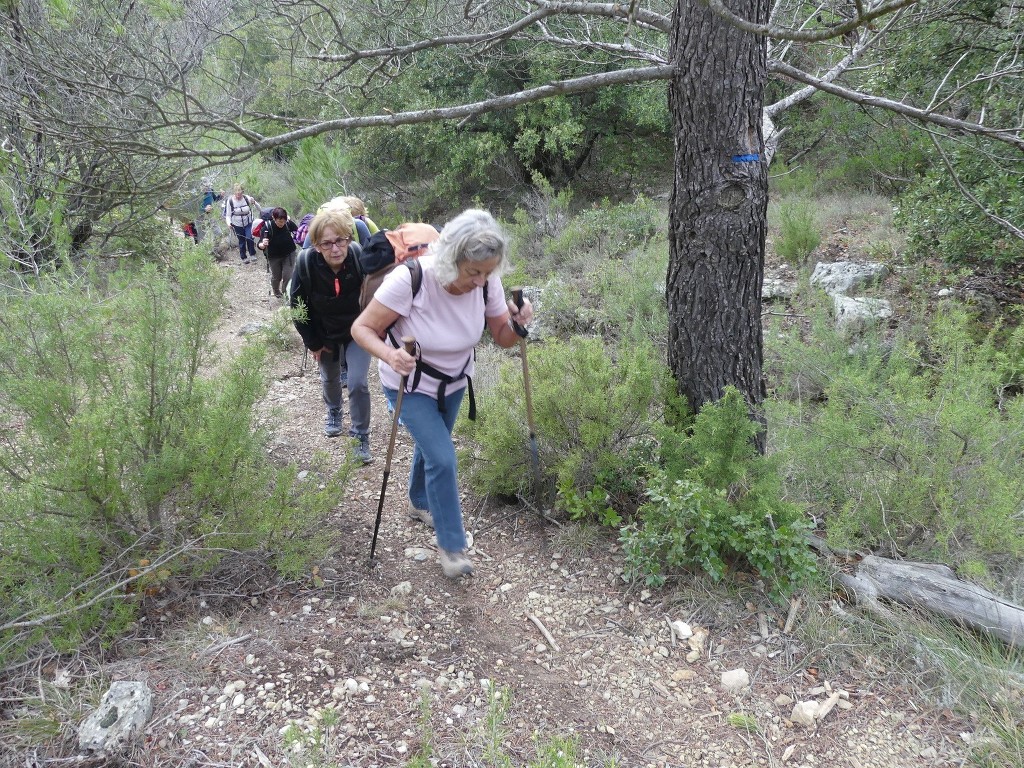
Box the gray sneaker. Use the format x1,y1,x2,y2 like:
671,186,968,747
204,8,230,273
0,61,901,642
351,434,372,464
324,408,343,438
439,549,474,578
407,502,434,528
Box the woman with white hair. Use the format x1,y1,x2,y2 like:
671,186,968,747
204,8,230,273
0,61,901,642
352,209,534,579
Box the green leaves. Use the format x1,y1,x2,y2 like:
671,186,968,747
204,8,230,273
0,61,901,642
623,388,816,599
767,302,1024,566
0,246,348,662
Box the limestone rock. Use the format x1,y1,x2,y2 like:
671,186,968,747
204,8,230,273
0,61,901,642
78,681,154,753
720,668,749,694
790,700,819,727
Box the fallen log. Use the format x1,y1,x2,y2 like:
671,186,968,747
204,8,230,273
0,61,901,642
836,555,1024,647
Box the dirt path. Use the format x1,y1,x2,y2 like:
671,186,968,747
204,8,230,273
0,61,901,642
126,257,969,767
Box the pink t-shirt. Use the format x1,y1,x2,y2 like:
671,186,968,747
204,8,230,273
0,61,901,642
375,255,507,398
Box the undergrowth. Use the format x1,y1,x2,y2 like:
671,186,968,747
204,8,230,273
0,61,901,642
0,245,350,665
766,301,1024,575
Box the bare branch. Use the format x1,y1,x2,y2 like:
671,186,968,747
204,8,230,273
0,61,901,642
768,59,1024,151
109,65,676,162
704,0,921,43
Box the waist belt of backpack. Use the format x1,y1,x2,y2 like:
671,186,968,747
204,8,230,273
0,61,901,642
408,358,476,422
388,329,476,421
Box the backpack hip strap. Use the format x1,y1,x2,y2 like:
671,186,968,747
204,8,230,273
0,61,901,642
401,352,477,421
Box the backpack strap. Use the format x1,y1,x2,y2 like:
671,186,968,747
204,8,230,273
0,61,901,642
292,246,314,300
385,260,423,348
409,356,477,421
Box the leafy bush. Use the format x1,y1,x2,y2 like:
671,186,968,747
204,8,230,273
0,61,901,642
622,388,816,598
894,146,1024,268
0,247,349,661
513,197,668,344
461,335,673,515
773,197,822,264
766,303,1024,566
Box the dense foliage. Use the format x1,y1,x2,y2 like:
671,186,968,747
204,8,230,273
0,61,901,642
767,302,1024,579
0,248,349,661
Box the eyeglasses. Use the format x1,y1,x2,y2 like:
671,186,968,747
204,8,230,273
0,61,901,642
317,237,351,251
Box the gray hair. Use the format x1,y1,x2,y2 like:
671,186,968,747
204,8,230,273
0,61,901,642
432,209,508,287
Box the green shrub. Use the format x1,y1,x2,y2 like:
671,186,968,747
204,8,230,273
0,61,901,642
462,335,673,515
0,246,349,662
894,148,1024,268
773,198,822,264
766,304,1024,564
622,388,816,598
543,196,662,269
291,136,355,213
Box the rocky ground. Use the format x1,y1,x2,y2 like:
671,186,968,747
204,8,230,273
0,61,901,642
14,252,982,768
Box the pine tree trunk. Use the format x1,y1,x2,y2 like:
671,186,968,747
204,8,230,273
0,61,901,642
667,0,769,449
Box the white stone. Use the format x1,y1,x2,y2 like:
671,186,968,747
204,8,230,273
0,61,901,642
78,681,154,753
833,295,893,334
391,581,413,597
811,261,889,296
670,620,693,640
720,668,749,693
790,700,819,727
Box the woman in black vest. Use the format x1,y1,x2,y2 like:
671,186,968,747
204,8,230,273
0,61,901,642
288,208,372,464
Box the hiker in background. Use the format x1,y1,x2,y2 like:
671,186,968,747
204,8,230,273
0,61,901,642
224,183,261,264
303,197,371,248
259,207,298,299
181,219,199,244
293,213,315,248
342,196,380,238
289,208,373,464
201,183,223,215
351,209,534,579
196,182,225,250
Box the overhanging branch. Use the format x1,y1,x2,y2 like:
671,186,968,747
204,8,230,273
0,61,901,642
704,0,920,42
769,59,1024,152
119,64,676,161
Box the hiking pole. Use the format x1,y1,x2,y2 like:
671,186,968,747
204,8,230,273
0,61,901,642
511,288,542,508
369,336,416,562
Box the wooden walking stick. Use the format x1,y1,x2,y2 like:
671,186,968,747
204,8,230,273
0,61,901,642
511,289,542,506
369,336,416,562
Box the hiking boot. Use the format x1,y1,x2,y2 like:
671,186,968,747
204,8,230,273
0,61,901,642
324,408,343,438
351,434,372,464
439,549,474,579
407,501,434,528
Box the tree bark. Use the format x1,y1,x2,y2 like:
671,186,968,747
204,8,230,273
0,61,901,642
667,0,768,448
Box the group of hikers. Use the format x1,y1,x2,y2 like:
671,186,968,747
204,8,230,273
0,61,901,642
207,184,535,579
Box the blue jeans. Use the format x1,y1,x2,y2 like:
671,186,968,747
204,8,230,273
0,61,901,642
383,386,467,553
320,341,371,436
232,223,256,260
